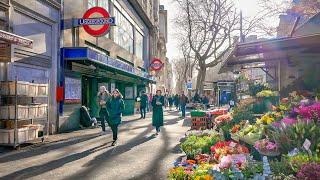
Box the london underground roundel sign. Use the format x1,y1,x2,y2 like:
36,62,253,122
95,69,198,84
82,7,112,37
150,58,163,71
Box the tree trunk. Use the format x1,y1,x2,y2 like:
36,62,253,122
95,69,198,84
196,67,206,95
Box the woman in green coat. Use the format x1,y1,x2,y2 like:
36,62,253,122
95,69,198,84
107,89,125,146
152,90,165,135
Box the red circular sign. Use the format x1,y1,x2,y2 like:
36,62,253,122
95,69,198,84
150,58,163,71
83,7,110,37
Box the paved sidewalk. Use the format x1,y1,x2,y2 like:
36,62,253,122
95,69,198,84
0,110,190,180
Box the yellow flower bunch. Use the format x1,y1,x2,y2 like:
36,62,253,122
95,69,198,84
257,113,275,125
194,174,213,180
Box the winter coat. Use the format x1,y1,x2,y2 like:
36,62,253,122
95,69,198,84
140,94,149,108
107,97,125,126
152,95,164,127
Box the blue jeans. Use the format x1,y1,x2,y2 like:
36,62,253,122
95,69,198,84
181,105,186,117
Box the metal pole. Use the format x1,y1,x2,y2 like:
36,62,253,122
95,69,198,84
14,76,17,148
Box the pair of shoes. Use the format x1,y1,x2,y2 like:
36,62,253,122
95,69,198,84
111,140,117,146
155,132,159,135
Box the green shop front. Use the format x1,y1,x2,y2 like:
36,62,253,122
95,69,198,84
59,47,153,131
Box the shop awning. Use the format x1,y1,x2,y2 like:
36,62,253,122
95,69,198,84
62,47,156,83
219,33,320,73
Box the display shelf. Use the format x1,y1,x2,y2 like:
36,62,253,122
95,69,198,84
0,77,49,148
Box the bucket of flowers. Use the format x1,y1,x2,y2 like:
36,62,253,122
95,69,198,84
254,138,280,157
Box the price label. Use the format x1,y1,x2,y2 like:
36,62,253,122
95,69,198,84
303,139,311,150
229,142,237,148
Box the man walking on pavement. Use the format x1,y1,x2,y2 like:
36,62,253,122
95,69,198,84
180,92,189,118
97,86,111,135
152,90,165,135
140,91,148,119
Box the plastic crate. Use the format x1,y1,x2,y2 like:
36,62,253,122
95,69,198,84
191,116,208,130
190,110,207,117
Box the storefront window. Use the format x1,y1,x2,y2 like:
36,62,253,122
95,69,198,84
113,7,134,54
88,0,97,9
135,31,144,60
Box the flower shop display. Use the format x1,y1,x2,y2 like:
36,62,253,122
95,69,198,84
169,91,320,180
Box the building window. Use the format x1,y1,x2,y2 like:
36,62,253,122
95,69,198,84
98,0,108,11
88,0,97,9
135,31,143,60
113,7,134,54
98,0,109,38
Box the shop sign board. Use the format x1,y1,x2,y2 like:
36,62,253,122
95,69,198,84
150,58,163,71
0,30,33,48
74,7,116,37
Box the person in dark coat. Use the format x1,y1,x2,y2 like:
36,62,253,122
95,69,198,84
107,89,125,146
168,95,174,111
97,86,111,134
174,94,180,110
179,92,189,118
140,91,148,119
152,90,165,135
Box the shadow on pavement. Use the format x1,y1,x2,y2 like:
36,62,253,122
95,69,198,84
0,141,113,180
0,132,102,164
62,125,155,179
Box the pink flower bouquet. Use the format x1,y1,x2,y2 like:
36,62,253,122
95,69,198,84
254,138,280,156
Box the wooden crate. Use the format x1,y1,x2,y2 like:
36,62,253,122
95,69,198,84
4,119,32,129
0,81,29,96
37,104,47,118
0,105,29,120
0,127,38,144
28,105,38,119
191,116,208,130
37,84,48,96
28,83,38,97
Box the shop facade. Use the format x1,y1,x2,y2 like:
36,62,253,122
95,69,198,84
0,0,61,134
59,0,156,132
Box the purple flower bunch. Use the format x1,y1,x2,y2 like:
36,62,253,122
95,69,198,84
272,117,298,128
296,103,320,121
296,162,320,180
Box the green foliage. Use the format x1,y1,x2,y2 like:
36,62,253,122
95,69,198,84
232,106,255,124
242,161,263,178
270,160,295,176
286,153,320,173
181,134,222,159
249,82,270,96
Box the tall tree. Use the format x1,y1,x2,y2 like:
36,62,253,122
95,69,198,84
175,0,238,94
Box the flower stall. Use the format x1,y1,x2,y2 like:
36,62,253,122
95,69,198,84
168,90,320,180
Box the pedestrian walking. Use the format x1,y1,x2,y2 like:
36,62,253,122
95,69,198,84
174,94,180,110
107,89,125,146
97,86,111,134
140,91,148,119
168,95,174,111
180,92,189,118
152,90,164,135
